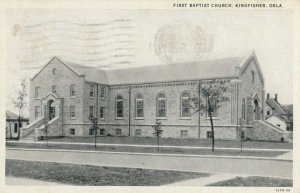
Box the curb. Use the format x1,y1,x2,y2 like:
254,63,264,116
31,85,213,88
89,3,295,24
6,147,293,162
6,141,292,152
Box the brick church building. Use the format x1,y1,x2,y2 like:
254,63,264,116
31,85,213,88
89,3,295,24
20,50,291,142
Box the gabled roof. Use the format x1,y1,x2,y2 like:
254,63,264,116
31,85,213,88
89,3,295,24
282,104,293,115
31,57,85,81
266,98,287,115
32,50,261,85
239,50,265,84
266,113,292,123
6,111,28,120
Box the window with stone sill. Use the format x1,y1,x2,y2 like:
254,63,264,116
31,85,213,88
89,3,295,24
89,84,95,98
116,129,122,136
100,87,106,99
157,93,166,118
70,84,76,97
35,106,41,119
100,128,105,135
181,92,190,118
100,107,104,119
35,87,40,99
135,94,144,118
70,128,75,135
89,106,95,118
70,105,76,119
116,95,124,118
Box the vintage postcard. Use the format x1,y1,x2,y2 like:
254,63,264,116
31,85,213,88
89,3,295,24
0,0,299,192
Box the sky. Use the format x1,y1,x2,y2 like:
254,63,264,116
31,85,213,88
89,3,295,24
6,9,293,115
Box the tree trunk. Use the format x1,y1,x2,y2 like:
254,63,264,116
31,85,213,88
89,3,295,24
209,111,215,152
208,97,215,152
157,133,160,152
17,109,21,140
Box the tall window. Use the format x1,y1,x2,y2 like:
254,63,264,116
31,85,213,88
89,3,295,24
206,97,218,118
242,98,246,120
251,70,255,83
89,85,95,98
14,123,18,133
100,107,104,119
135,94,144,118
157,93,166,118
116,95,124,118
70,84,75,97
100,87,106,99
70,105,76,119
35,87,40,99
181,92,190,117
35,106,41,119
89,106,95,118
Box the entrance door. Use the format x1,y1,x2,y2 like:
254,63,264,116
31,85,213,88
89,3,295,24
49,100,56,120
254,99,260,120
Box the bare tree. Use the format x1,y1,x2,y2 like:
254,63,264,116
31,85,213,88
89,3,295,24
152,119,163,152
13,79,28,140
191,80,229,152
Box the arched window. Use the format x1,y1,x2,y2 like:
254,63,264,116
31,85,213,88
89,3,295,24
251,71,255,83
242,98,246,120
181,92,190,118
157,93,166,118
116,95,124,118
135,94,144,118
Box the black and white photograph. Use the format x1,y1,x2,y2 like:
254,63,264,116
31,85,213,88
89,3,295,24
1,0,299,192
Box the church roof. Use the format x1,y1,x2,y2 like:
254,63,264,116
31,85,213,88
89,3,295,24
65,56,245,85
67,62,108,84
34,50,261,85
104,57,243,85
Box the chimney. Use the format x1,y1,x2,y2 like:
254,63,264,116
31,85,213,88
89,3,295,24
267,93,270,100
275,94,278,102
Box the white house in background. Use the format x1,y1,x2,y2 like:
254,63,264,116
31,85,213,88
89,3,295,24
265,94,293,131
6,111,29,139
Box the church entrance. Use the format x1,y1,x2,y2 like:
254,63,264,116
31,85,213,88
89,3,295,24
48,100,56,121
254,99,261,120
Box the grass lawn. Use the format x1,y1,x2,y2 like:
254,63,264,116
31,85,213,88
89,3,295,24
209,176,293,187
6,159,209,186
47,136,293,149
6,142,286,157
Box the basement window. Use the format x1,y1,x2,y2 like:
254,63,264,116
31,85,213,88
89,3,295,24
70,128,75,136
207,131,212,139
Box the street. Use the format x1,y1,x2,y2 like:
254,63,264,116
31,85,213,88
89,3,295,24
6,148,292,179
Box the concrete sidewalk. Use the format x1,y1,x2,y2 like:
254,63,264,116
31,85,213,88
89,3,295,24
276,151,293,160
6,140,292,152
166,173,242,186
6,176,65,186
